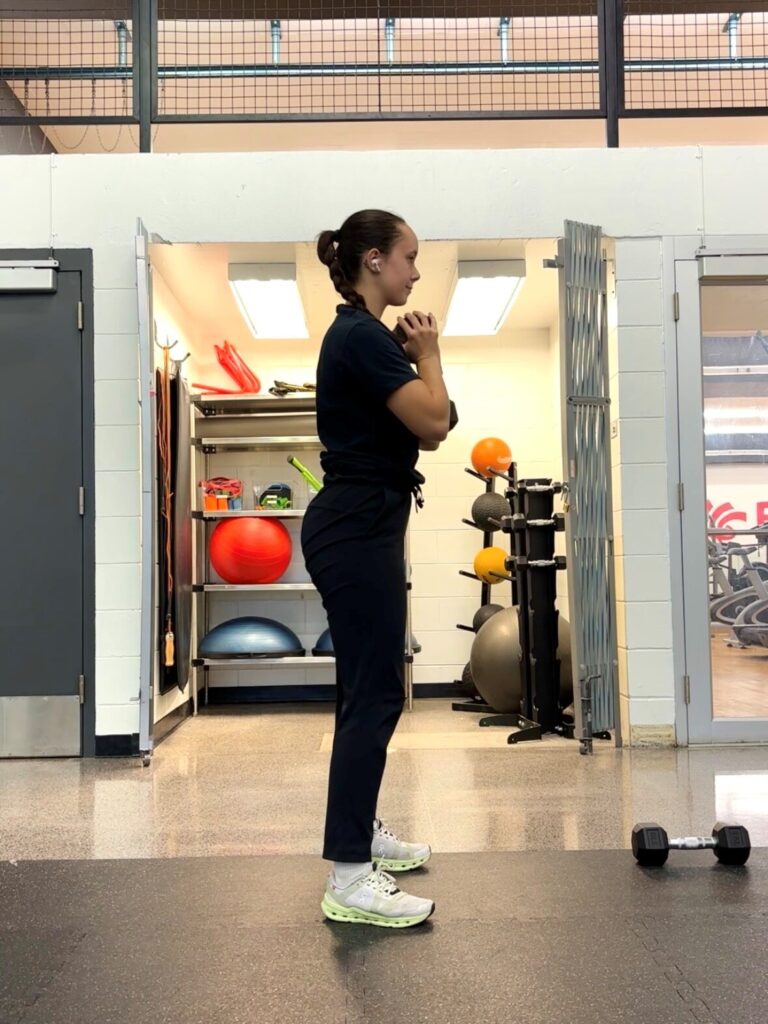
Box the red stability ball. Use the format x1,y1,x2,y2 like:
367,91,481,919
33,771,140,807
210,517,292,585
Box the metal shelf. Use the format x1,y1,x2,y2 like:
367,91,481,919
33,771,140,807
192,509,307,520
193,656,335,667
194,583,318,592
193,435,321,452
192,393,316,416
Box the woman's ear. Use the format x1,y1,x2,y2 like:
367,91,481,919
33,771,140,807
365,249,382,273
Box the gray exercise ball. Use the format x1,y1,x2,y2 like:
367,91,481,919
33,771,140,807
470,607,573,714
471,492,512,533
459,661,481,699
472,603,504,632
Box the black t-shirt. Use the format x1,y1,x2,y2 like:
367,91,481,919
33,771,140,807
315,305,426,495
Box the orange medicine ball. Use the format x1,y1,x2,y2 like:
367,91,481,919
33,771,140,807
471,437,512,480
474,547,510,585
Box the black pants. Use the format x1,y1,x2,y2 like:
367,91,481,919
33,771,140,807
301,481,412,863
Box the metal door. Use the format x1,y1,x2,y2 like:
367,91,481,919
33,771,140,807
0,253,93,756
557,221,621,751
676,254,768,743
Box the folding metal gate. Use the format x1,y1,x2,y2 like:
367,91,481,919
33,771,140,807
556,220,620,750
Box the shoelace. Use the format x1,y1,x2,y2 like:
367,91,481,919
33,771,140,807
367,869,400,896
374,820,400,843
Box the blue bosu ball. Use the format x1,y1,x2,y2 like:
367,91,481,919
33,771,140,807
312,628,421,656
200,617,305,659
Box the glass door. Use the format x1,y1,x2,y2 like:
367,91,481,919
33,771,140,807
676,256,768,743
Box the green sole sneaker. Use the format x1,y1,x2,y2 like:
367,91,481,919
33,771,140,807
375,849,432,873
321,892,435,929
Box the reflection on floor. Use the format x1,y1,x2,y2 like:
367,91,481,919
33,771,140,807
711,634,768,717
2,700,768,861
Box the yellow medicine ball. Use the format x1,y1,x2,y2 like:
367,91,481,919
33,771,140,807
474,547,510,585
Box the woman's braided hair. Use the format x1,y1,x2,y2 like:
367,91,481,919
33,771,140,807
317,209,405,312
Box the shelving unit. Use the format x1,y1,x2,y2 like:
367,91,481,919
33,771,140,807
190,392,416,713
194,657,336,668
194,436,321,452
190,393,324,712
193,509,306,520
194,583,318,592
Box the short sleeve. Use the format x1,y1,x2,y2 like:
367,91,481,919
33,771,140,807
344,322,420,404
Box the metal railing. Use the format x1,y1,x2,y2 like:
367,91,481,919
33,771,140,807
0,1,766,150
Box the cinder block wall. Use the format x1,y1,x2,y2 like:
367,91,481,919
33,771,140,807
3,146,766,745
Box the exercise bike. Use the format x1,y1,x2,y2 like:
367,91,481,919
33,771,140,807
708,523,768,648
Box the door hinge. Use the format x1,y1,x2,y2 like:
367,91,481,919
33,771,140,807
79,486,85,515
78,674,85,705
677,482,685,511
77,301,83,331
683,674,691,705
673,292,680,322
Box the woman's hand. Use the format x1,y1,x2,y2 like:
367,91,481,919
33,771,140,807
396,311,440,365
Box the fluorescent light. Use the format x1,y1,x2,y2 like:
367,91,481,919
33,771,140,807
704,403,768,434
443,260,526,337
228,263,308,339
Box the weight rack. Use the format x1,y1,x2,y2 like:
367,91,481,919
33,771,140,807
452,462,579,745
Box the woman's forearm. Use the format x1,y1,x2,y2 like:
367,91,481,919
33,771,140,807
416,354,450,438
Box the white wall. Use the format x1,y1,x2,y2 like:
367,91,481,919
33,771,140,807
412,330,562,684
608,238,675,746
3,146,768,744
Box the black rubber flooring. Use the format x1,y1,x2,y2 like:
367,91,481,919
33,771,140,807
2,851,768,1024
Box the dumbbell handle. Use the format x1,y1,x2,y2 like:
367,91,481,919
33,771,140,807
668,836,717,851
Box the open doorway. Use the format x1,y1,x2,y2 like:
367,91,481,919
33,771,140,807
144,237,582,746
677,254,768,744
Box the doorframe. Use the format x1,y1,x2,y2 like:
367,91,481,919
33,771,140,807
136,222,162,761
668,234,768,745
0,248,95,757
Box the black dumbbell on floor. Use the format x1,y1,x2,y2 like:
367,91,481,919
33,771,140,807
632,821,751,867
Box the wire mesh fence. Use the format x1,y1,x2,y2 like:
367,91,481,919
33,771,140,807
623,1,768,111
1,2,767,131
155,1,602,119
0,1,136,121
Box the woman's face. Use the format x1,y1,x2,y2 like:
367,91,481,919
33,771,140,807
373,223,421,307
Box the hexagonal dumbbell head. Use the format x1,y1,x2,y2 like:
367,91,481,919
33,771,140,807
631,823,670,867
712,823,751,866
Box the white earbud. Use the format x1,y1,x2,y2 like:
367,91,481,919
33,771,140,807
371,259,381,272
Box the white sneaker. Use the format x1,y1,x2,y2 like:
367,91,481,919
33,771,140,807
321,865,435,929
372,818,432,872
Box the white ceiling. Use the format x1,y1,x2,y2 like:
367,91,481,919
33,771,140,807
149,236,560,365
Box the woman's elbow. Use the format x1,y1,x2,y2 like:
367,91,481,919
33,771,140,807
423,421,449,443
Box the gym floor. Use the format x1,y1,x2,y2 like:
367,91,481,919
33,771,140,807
712,636,768,718
2,700,768,1023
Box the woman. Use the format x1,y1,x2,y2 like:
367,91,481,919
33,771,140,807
301,209,451,929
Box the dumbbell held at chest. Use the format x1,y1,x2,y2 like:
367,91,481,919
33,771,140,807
393,321,458,433
632,822,751,867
